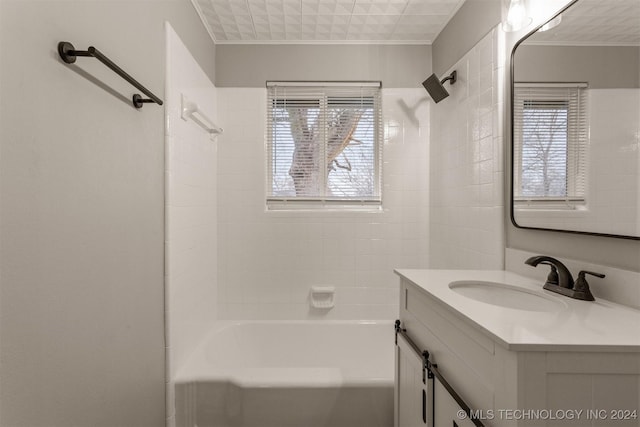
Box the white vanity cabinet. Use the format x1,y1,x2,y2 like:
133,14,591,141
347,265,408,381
395,270,640,427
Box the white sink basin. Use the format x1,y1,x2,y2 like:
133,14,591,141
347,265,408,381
449,281,567,312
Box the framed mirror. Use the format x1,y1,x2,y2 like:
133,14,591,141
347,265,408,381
510,0,640,239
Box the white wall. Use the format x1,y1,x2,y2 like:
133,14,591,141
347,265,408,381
215,44,431,88
164,24,218,427
429,28,505,269
506,248,640,309
583,89,639,237
216,88,430,320
0,1,215,425
432,0,502,76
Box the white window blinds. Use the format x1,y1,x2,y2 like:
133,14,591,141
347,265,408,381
513,83,588,204
266,82,382,207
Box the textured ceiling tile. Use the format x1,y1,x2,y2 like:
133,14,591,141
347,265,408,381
229,2,250,14
364,14,401,25
217,14,238,25
224,30,242,39
234,15,254,25
330,15,351,25
269,14,286,25
396,14,446,26
369,24,396,33
210,21,226,34
253,22,271,32
347,31,378,40
283,1,302,14
530,0,640,45
212,3,233,15
285,32,302,40
237,23,255,32
317,3,339,14
334,2,354,15
316,32,334,40
285,25,301,36
270,31,287,39
238,29,256,39
247,1,267,14
346,14,363,25
351,3,371,14
212,30,228,40
353,0,407,14
301,22,316,32
266,2,284,14
252,14,270,24
330,31,349,40
221,23,239,33
302,15,318,26
198,0,460,42
405,0,457,15
301,1,320,14
270,21,286,32
284,14,302,24
315,24,332,33
332,23,350,32
376,1,407,14
197,0,216,14
194,0,638,43
202,9,222,25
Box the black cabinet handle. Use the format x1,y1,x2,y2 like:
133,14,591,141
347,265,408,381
422,389,427,423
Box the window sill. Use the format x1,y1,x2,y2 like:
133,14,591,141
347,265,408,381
266,199,383,213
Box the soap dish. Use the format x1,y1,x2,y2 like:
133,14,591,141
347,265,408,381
310,286,335,309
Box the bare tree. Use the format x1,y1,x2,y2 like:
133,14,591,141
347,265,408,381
521,106,567,197
286,107,365,196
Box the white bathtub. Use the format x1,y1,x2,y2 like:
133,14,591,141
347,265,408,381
175,320,394,427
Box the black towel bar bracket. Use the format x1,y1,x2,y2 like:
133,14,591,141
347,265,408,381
57,41,163,109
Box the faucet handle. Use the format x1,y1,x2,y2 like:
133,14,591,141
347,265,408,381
579,270,606,279
573,270,605,301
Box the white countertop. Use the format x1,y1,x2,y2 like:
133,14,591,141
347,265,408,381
395,269,640,352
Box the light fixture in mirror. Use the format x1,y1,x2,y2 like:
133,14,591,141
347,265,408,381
502,0,532,32
510,0,640,239
538,15,561,32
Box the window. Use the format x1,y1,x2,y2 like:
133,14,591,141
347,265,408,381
513,83,588,207
266,82,382,208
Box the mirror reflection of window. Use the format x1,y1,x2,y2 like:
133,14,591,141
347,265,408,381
513,83,588,208
510,0,640,238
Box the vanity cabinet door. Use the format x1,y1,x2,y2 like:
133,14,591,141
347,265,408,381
434,381,478,427
395,334,431,427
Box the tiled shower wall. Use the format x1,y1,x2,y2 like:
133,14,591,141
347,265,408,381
217,88,429,320
165,24,218,425
429,28,505,269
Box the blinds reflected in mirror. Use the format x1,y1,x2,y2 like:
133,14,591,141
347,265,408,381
513,83,588,206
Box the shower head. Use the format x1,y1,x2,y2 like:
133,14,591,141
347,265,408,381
422,70,457,103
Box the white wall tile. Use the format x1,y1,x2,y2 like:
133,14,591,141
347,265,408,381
217,88,430,320
429,28,505,270
165,24,219,419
